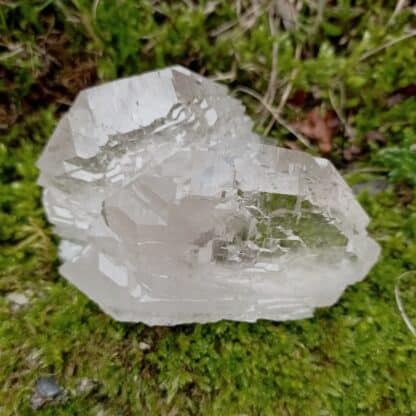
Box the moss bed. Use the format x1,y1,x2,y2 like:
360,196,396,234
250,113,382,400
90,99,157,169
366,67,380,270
1,1,416,414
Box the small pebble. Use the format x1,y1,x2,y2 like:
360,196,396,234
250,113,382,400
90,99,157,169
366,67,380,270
26,348,41,368
30,393,45,410
36,376,61,398
139,341,151,351
6,292,28,306
30,376,67,410
77,377,96,395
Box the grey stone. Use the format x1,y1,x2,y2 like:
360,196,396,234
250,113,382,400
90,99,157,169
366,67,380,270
139,342,151,351
6,292,28,306
76,378,97,395
36,377,61,398
6,292,29,311
30,376,63,410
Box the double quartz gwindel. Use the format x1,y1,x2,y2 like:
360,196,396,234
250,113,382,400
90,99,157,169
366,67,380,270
37,66,380,325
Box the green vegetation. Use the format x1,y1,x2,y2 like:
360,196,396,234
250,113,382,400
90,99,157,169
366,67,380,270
1,0,416,414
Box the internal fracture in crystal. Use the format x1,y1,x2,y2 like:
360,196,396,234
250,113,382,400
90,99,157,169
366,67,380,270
37,66,380,325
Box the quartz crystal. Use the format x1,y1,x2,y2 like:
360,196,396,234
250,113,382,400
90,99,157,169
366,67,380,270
37,66,380,325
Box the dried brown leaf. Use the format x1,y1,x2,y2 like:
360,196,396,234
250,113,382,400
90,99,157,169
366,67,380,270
291,108,338,154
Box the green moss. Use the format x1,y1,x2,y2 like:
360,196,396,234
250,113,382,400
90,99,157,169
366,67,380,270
1,0,416,414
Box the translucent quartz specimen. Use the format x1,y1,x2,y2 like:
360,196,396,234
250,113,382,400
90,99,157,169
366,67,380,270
37,66,380,325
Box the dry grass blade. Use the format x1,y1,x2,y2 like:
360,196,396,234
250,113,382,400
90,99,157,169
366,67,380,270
92,0,101,20
237,85,312,148
359,30,416,62
275,0,298,30
264,44,301,135
328,86,354,139
395,271,416,337
388,0,409,25
259,4,280,123
209,1,263,37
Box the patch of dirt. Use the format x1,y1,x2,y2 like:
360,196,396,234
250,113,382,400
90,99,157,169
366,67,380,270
1,30,98,130
395,182,414,206
24,31,98,111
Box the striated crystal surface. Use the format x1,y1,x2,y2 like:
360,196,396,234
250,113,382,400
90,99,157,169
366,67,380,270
37,66,380,325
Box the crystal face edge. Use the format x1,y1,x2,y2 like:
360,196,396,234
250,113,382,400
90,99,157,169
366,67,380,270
38,66,381,325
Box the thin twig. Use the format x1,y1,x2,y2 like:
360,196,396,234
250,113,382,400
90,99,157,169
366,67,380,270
237,86,312,148
359,30,416,62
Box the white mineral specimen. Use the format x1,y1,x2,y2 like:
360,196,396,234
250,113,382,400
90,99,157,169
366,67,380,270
37,66,380,325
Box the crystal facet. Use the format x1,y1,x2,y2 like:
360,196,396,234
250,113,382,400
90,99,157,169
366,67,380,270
37,66,380,324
